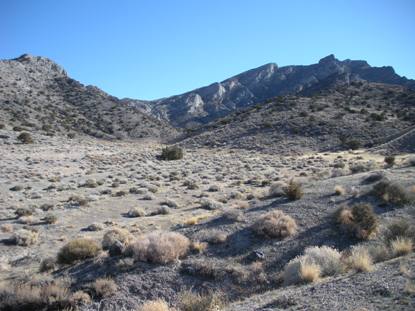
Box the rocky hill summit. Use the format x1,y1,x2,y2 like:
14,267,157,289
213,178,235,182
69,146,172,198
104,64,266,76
0,54,179,141
124,54,415,127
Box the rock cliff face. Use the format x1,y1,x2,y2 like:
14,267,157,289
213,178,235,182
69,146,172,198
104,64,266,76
124,54,415,127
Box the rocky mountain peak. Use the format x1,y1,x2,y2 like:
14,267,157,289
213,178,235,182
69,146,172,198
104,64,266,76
10,53,67,77
128,55,414,127
318,54,338,64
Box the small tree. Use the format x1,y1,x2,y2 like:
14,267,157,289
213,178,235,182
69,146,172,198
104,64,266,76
159,146,183,160
384,155,395,166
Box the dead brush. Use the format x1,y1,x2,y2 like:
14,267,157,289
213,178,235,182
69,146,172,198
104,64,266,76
334,204,378,240
177,289,227,311
0,279,74,310
127,231,190,264
252,210,297,238
92,278,117,298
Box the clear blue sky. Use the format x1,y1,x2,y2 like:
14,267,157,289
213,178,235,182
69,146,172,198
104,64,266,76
2,0,414,100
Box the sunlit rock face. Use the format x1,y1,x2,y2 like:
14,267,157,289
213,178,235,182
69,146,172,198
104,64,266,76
124,55,415,128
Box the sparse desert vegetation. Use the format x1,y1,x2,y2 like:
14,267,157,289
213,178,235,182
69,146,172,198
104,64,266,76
0,52,414,311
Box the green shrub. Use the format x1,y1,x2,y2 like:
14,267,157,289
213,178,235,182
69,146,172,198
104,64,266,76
39,257,56,272
284,179,303,200
372,180,413,206
12,126,25,131
344,139,361,150
384,155,395,166
383,219,415,245
17,132,33,144
159,146,183,160
57,238,100,264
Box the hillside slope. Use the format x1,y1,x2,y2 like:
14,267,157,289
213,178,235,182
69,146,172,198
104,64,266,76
179,82,415,154
0,54,179,141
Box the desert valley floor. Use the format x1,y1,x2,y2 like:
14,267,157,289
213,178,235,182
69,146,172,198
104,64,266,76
0,130,414,311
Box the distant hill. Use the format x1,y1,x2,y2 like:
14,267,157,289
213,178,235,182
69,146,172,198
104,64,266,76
0,54,179,140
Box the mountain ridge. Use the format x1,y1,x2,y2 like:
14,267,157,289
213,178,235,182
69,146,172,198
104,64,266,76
122,54,415,127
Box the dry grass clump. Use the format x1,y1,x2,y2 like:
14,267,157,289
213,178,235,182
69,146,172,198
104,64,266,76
365,243,390,263
178,290,226,311
190,241,208,253
67,195,88,206
39,257,56,272
10,229,39,246
268,182,285,198
1,223,13,233
372,180,414,206
0,280,72,310
350,161,376,174
42,214,57,224
162,199,179,208
303,246,343,276
252,210,297,238
283,245,342,285
15,207,33,217
334,204,378,240
17,215,35,225
200,198,223,210
102,228,133,250
390,237,413,257
183,179,199,190
347,246,374,272
334,185,346,196
184,215,207,226
383,219,415,245
138,299,170,311
222,208,243,222
233,200,250,209
202,230,228,244
299,262,321,284
127,231,190,264
57,238,101,264
92,278,117,298
127,207,145,218
283,256,320,285
70,290,91,306
283,179,303,200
